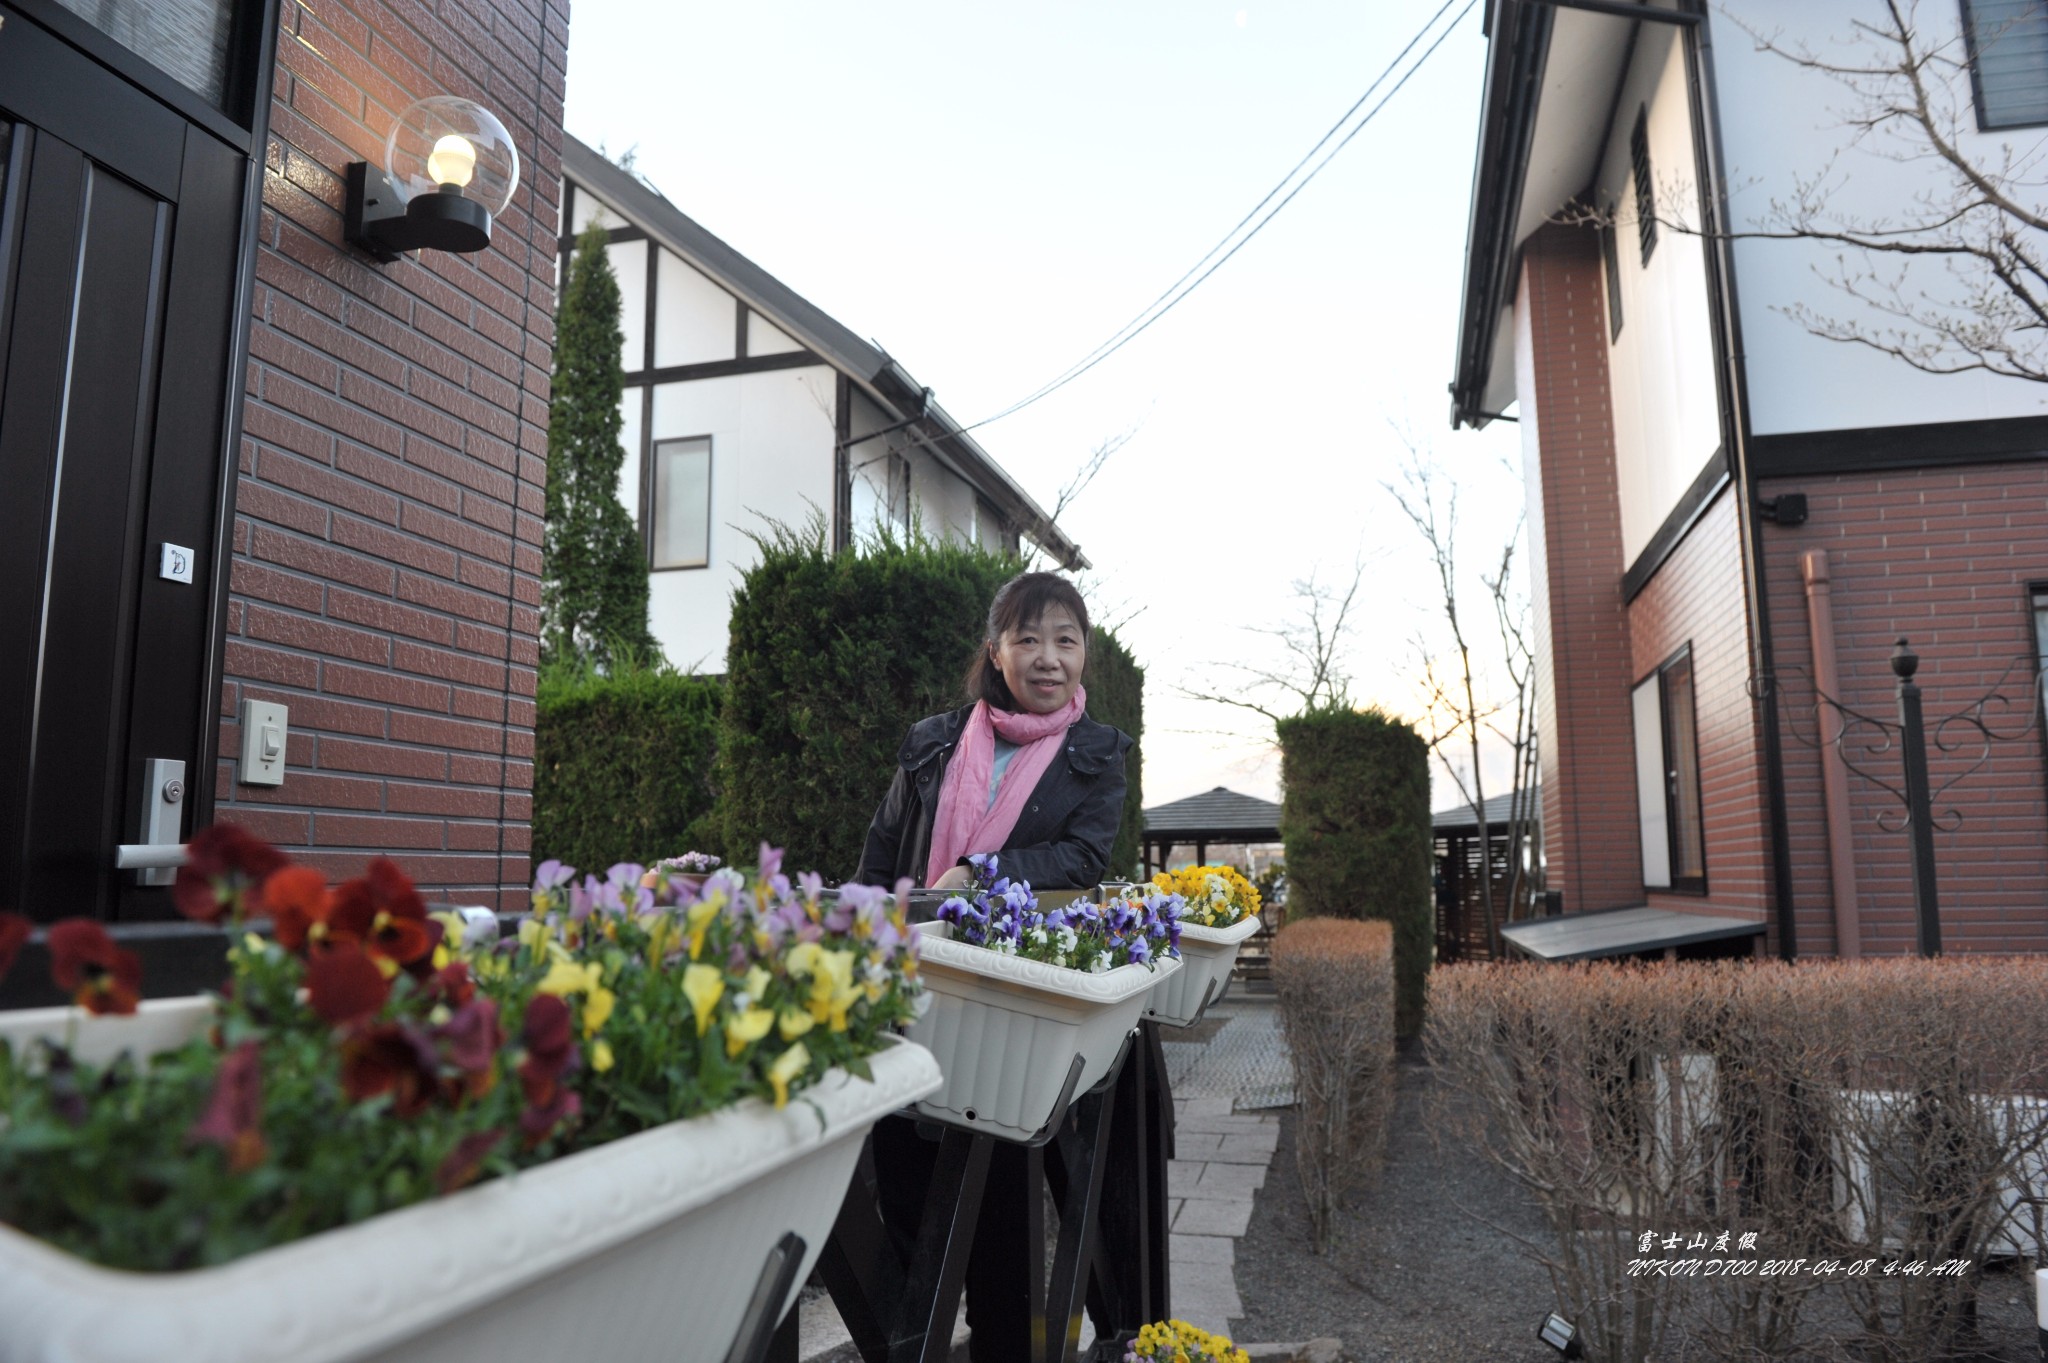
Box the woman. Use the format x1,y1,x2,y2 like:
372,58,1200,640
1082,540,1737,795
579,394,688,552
856,571,1133,1362
855,570,1130,893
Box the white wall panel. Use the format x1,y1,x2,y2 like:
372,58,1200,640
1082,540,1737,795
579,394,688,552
643,367,836,672
654,249,737,369
608,240,648,373
1712,0,2048,434
1598,25,1722,563
570,183,625,233
618,385,645,527
747,312,804,356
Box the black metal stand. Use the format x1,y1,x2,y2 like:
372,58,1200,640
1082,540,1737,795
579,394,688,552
809,1023,1177,1363
724,1232,808,1363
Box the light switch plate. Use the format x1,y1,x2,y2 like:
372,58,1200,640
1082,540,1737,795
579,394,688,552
238,699,289,787
159,543,195,584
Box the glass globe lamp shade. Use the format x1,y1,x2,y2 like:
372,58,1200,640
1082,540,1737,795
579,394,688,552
383,96,519,217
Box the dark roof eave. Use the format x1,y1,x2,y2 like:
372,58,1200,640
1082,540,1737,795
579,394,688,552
1449,0,1554,429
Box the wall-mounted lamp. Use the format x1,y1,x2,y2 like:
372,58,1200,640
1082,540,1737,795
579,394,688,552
345,96,520,262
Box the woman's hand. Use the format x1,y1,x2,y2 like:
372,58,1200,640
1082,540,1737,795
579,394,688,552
930,864,973,891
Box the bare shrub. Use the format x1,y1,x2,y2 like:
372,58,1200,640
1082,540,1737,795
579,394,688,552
1273,917,1396,1253
1427,957,2048,1363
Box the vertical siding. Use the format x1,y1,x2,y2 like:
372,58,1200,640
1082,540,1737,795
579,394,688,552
1761,465,2048,955
1627,490,1770,921
1517,225,1644,915
216,0,567,908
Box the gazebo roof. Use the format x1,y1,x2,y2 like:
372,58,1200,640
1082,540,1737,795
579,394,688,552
1141,787,1282,842
1431,789,1535,833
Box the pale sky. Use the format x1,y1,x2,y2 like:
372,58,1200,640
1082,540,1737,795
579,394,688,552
563,1,1528,811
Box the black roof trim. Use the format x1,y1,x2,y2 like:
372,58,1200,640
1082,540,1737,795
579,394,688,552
1450,0,1554,429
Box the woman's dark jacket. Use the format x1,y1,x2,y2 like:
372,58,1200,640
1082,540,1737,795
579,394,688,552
853,705,1133,891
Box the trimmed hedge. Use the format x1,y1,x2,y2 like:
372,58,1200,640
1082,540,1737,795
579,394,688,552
1082,627,1144,880
717,524,1144,879
533,659,722,872
1273,917,1395,1253
1275,705,1432,1037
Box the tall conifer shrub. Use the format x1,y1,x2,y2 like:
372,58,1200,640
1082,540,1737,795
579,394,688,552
542,221,657,668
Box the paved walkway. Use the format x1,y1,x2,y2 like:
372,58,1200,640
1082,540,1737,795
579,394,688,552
1160,997,1292,1340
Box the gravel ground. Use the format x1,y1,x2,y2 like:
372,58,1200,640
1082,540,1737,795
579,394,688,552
1231,1050,2044,1362
1231,1051,1558,1362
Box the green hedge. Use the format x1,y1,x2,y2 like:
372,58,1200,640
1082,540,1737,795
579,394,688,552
1083,628,1144,880
717,524,1144,881
1275,705,1432,1037
533,659,722,873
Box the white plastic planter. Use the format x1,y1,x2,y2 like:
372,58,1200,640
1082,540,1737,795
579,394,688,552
1146,914,1260,1028
906,922,1180,1142
0,998,940,1363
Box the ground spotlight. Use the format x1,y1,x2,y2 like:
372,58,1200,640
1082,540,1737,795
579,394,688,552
1538,1311,1583,1358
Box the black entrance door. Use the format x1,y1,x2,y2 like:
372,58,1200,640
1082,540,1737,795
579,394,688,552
0,6,246,922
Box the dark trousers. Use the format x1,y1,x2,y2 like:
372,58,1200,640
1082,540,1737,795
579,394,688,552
871,1116,1036,1362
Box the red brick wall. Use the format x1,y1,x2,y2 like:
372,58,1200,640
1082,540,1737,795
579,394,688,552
213,0,566,908
1626,488,1771,923
1761,465,2048,955
1517,225,1644,915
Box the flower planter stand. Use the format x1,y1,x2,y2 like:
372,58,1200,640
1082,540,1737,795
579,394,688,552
0,999,941,1363
806,1020,1176,1363
1145,914,1260,1029
905,921,1181,1143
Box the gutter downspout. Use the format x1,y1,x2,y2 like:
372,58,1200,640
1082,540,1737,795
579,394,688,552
1801,549,1861,957
1684,0,1798,958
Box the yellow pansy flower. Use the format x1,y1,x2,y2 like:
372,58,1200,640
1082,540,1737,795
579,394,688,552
429,910,467,950
744,965,772,1000
725,1007,775,1057
685,898,721,959
778,1008,814,1041
784,940,823,978
581,984,616,1036
591,1038,615,1072
768,1042,809,1108
683,963,724,1035
536,959,602,998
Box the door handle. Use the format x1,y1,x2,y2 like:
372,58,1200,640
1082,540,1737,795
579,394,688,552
116,843,188,870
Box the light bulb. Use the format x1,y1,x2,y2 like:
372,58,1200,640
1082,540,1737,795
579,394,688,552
427,134,477,189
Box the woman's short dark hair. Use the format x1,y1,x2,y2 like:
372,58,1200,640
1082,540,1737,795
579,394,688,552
964,571,1091,708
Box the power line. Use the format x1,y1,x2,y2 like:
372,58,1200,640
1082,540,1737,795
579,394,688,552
962,0,1479,436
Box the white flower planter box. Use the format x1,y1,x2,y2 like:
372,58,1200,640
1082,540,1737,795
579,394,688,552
904,922,1179,1142
1146,914,1260,1028
0,997,941,1363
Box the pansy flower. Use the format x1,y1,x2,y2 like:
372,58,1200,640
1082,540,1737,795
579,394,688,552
435,1128,504,1195
188,1039,267,1172
46,919,142,1015
305,942,390,1026
172,823,290,924
341,1023,439,1117
328,858,434,971
0,911,31,987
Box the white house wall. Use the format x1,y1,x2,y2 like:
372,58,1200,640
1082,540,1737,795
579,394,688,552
747,312,803,356
1712,0,2048,435
608,239,649,376
642,367,837,672
655,249,737,369
1599,22,1723,562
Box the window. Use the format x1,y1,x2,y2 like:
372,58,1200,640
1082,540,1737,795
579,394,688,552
1602,216,1625,342
2032,585,2048,731
650,437,710,569
1632,647,1705,892
1962,1,2048,129
1630,106,1658,266
51,0,235,106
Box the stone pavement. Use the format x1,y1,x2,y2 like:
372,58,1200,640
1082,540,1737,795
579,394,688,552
1159,997,1292,1341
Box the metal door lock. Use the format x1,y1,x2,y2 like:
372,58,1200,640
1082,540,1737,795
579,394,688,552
163,779,184,804
133,758,187,887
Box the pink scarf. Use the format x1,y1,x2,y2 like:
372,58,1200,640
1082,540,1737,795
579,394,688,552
925,688,1088,886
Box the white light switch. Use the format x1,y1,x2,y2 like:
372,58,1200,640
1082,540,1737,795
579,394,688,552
159,543,195,584
238,699,289,786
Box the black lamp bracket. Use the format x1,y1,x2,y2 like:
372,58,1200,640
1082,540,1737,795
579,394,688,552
345,162,492,263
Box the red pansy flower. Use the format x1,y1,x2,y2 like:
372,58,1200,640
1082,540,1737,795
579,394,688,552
518,1084,580,1146
328,858,433,969
305,943,390,1026
516,994,580,1144
423,959,476,1008
265,865,337,955
0,912,31,986
433,998,502,1103
173,824,290,924
435,1128,505,1195
188,1040,268,1173
46,920,142,1015
340,1023,439,1117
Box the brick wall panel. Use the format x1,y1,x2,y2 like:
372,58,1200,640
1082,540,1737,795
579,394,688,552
216,0,561,900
